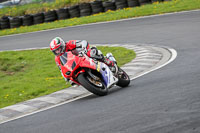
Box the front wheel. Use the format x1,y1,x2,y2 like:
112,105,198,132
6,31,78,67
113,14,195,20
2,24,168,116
77,73,108,96
116,67,130,87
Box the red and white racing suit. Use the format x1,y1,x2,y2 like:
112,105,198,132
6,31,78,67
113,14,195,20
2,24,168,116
55,40,114,84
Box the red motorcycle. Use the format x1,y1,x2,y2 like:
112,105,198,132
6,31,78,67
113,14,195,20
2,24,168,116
60,51,130,96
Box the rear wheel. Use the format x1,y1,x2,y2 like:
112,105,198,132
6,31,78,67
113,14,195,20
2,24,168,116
77,73,108,96
116,67,130,87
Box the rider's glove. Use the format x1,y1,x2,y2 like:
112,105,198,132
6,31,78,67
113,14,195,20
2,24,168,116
78,51,85,57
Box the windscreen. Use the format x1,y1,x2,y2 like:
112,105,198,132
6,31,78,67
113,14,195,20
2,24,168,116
60,53,68,65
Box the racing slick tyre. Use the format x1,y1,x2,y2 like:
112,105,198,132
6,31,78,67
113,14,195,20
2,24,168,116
77,73,108,96
116,67,130,87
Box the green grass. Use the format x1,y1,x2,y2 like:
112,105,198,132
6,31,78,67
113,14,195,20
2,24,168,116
0,0,200,36
0,46,136,108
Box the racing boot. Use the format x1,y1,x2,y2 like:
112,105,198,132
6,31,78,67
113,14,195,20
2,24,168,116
104,53,118,75
69,80,78,87
89,48,117,74
66,78,78,87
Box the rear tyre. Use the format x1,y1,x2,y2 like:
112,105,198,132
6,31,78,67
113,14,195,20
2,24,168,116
116,67,130,87
77,73,108,96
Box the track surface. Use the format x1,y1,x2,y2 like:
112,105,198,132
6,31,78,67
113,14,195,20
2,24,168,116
0,10,200,133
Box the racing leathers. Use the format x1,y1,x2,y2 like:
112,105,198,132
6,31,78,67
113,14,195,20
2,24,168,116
55,40,115,86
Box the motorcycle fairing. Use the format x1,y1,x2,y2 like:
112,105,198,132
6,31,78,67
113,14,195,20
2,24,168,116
61,51,97,79
59,52,78,72
78,55,97,70
60,51,117,88
97,62,118,88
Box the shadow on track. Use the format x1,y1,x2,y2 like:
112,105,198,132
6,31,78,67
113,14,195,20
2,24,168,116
79,82,135,101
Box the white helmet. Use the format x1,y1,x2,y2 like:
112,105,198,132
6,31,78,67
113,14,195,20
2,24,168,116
50,37,65,56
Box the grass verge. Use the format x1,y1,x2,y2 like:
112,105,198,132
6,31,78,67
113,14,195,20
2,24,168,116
0,46,136,108
0,0,200,36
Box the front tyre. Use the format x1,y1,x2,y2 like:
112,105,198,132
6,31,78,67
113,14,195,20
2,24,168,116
77,73,108,96
116,67,130,87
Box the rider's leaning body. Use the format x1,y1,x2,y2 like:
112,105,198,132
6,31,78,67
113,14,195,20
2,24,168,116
49,37,115,86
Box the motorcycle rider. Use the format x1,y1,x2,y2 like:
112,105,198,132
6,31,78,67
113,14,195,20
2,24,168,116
50,37,116,86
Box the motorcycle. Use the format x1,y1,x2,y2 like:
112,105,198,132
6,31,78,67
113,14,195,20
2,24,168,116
60,51,130,96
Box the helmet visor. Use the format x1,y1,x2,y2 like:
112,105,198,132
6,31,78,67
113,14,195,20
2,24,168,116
52,47,62,56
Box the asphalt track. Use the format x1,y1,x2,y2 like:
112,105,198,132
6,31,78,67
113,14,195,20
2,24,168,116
0,10,200,133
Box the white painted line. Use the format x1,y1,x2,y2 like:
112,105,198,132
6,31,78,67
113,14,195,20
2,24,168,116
128,47,147,51
132,58,160,62
121,66,146,71
120,45,141,48
123,64,152,68
129,61,156,66
135,55,162,58
136,53,162,57
135,56,162,60
125,62,155,66
135,50,155,54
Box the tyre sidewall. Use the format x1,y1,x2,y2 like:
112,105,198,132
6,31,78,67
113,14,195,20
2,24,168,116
116,67,130,87
77,73,108,96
